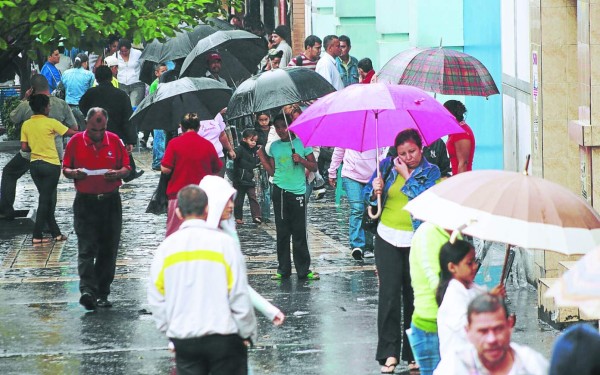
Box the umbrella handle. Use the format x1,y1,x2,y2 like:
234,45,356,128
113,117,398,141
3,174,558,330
368,195,382,219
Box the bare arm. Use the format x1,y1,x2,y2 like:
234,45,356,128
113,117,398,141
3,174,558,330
293,152,317,172
219,131,236,159
160,166,172,175
258,147,274,176
454,139,472,174
20,142,30,152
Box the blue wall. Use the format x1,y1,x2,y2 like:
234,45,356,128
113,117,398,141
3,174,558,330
463,0,503,170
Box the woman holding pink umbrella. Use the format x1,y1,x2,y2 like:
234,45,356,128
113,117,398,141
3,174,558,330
363,129,440,373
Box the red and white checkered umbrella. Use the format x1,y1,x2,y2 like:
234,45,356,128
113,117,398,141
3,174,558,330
377,47,500,97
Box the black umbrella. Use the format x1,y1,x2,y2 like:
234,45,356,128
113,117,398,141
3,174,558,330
140,25,217,63
225,67,336,120
180,30,267,87
138,25,219,85
206,17,235,31
130,77,232,131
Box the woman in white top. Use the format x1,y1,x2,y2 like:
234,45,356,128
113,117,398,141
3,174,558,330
436,239,505,359
115,38,145,108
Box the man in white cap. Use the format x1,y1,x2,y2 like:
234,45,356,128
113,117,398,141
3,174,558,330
104,55,120,88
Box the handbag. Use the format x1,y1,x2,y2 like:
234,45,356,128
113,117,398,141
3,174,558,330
51,81,65,100
146,172,170,215
361,163,393,234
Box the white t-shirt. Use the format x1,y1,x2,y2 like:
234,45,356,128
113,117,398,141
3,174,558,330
198,113,226,157
116,48,142,85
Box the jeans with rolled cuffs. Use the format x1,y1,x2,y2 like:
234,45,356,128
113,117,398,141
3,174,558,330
407,322,440,375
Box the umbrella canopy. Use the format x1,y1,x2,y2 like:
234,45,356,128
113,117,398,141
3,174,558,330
404,170,600,254
546,247,600,319
180,30,267,87
130,77,231,131
377,47,500,97
225,67,336,120
288,83,465,151
140,25,217,64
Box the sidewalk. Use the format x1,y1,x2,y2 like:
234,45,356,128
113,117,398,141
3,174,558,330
0,150,560,374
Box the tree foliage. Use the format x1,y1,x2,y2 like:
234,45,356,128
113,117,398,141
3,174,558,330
0,0,242,71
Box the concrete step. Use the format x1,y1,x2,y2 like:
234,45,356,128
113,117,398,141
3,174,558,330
557,260,578,277
538,277,581,328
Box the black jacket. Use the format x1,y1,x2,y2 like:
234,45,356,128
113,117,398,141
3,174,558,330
79,82,136,145
233,142,259,187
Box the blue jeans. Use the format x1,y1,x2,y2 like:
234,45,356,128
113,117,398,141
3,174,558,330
406,322,440,375
152,130,165,169
342,177,371,250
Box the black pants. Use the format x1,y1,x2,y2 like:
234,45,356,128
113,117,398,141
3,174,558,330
30,160,61,238
233,185,260,221
74,192,122,298
0,152,30,216
171,334,247,375
375,233,415,364
272,185,311,278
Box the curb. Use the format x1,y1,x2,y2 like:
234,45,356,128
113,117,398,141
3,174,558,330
0,140,20,152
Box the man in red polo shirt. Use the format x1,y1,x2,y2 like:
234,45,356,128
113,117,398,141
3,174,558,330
63,107,131,311
161,112,222,236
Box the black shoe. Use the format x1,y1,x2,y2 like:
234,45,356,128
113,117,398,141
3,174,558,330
151,166,161,171
96,298,113,308
123,169,145,182
79,293,97,310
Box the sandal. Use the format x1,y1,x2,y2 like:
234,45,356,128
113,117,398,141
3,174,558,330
235,219,243,225
253,217,262,224
381,358,398,374
32,238,52,245
408,361,420,372
54,234,67,241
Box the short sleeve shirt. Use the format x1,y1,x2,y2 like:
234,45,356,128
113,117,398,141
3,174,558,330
162,132,223,199
21,115,68,165
198,113,226,157
267,137,312,195
62,131,131,194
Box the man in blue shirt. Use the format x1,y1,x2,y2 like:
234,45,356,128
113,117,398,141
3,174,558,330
336,35,359,86
40,49,62,93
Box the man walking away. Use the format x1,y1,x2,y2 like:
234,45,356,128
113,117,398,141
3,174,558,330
148,185,257,375
63,108,131,310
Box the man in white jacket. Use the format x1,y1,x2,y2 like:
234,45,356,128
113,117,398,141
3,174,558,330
434,294,548,375
148,184,257,375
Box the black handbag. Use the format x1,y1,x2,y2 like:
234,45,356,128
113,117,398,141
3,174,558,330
361,164,393,234
146,173,170,215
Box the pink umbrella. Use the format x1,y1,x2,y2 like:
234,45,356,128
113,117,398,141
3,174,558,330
289,83,465,217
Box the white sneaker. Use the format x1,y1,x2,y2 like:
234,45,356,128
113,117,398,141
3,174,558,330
363,249,374,258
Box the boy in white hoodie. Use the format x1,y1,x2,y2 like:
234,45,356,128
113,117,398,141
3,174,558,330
148,185,257,375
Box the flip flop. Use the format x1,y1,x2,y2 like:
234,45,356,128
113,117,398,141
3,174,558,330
54,234,68,241
32,238,52,245
381,358,398,374
408,361,420,372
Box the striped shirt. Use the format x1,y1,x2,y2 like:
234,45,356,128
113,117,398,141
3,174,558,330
287,53,318,70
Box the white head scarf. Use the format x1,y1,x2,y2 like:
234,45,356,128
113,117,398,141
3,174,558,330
199,175,238,240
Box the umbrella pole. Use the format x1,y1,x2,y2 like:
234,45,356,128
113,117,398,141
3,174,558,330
368,111,382,219
500,243,511,286
282,109,297,163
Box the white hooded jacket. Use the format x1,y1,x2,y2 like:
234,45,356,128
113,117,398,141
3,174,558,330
200,175,282,321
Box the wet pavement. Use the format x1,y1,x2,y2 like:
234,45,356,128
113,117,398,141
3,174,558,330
0,150,560,374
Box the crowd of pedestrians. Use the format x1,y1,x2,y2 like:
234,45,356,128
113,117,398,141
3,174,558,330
0,16,566,375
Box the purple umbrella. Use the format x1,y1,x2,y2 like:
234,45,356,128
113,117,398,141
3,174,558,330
289,83,465,217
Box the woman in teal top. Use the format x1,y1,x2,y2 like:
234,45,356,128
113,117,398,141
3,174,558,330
362,129,440,374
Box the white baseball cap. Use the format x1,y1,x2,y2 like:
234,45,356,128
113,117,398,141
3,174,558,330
104,55,118,67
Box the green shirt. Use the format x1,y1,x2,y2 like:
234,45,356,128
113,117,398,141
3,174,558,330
149,78,159,94
267,137,312,195
409,222,460,332
380,175,413,231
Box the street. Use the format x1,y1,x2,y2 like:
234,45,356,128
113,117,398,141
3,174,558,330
0,150,560,375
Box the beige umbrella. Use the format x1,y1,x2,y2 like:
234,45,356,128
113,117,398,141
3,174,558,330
404,157,600,284
545,246,600,320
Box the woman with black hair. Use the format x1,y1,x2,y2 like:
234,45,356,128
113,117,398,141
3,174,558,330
444,100,475,175
62,52,95,128
20,95,78,244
